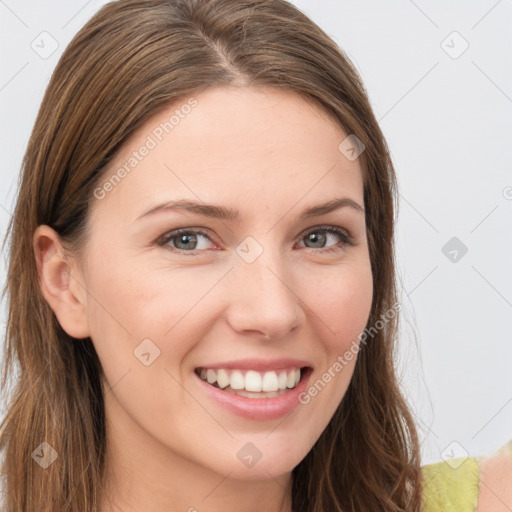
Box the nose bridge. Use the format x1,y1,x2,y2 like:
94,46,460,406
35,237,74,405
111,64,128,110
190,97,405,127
226,235,303,338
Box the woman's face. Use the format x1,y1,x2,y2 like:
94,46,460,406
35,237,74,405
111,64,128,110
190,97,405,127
71,86,373,480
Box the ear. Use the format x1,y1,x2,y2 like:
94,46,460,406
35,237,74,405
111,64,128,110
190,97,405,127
33,225,91,339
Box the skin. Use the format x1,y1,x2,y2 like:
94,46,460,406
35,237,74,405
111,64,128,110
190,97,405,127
34,85,373,512
476,444,512,512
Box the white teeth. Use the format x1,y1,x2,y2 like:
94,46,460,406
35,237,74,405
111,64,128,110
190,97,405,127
197,367,303,393
230,370,245,390
245,370,262,392
262,371,279,392
216,369,230,389
206,369,216,384
278,371,288,390
286,371,295,388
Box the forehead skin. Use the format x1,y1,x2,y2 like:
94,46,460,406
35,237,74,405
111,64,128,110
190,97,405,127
87,85,365,243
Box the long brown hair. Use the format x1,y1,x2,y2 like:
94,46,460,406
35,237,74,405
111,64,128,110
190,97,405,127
0,0,421,510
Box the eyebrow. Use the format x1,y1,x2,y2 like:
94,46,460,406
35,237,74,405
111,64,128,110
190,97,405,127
135,196,364,223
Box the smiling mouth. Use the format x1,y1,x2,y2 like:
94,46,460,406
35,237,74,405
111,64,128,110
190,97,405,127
194,366,311,399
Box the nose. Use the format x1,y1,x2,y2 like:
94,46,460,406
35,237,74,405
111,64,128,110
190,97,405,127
224,248,305,340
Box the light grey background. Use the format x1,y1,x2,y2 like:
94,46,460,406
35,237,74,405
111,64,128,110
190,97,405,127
0,0,511,466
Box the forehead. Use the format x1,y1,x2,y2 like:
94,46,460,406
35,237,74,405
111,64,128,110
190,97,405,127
91,85,364,223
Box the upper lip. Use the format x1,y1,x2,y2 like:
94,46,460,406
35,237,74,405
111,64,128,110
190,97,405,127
195,358,313,372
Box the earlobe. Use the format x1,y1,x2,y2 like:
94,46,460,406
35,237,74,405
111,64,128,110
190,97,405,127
33,225,91,339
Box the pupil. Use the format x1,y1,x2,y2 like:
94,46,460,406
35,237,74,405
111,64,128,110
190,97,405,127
178,234,196,249
308,232,325,248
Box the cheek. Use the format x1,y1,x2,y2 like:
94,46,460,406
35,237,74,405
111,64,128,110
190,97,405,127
83,254,226,372
304,258,373,349
298,258,373,412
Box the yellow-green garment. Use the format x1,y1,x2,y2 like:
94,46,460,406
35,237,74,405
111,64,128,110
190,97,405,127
421,439,512,511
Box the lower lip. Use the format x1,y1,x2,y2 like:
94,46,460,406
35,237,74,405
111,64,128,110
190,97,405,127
195,368,312,421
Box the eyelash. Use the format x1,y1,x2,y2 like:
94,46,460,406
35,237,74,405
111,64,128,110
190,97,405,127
156,225,354,255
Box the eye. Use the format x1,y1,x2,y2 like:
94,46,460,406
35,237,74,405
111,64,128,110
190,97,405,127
157,228,215,252
297,226,354,253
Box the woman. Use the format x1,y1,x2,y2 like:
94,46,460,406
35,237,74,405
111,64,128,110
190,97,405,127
0,0,506,510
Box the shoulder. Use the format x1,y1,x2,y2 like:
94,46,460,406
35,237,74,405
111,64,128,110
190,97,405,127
421,453,480,512
421,440,512,512
475,439,512,512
